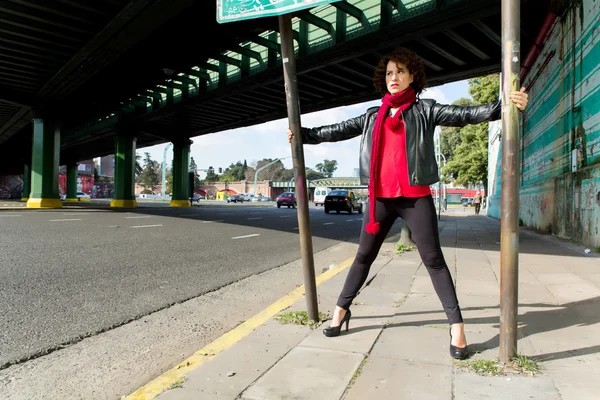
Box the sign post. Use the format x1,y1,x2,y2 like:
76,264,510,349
217,0,341,322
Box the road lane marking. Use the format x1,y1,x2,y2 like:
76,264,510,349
355,219,362,221
126,216,153,219
64,212,90,215
324,222,334,225
232,234,260,240
346,219,354,222
247,217,262,220
130,224,163,229
202,220,224,224
293,227,299,230
279,216,292,218
124,256,355,400
49,218,82,222
0,214,21,217
219,212,234,216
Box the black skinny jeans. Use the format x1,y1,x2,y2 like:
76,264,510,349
337,195,463,324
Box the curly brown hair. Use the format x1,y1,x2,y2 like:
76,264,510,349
373,48,427,96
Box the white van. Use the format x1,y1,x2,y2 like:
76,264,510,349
314,187,332,206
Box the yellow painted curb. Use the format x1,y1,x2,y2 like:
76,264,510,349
21,198,28,202
110,199,138,208
170,200,191,207
125,256,355,400
78,197,91,202
64,198,79,203
27,198,62,208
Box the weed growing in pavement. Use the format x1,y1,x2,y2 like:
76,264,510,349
396,243,416,255
274,310,329,329
511,354,540,374
167,377,185,390
596,245,600,253
347,357,369,390
456,354,541,376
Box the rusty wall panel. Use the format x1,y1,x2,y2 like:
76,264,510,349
488,0,600,247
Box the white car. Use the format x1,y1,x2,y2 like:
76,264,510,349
77,192,91,200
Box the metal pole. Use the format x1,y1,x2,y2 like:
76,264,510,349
162,143,173,200
279,13,318,322
500,0,520,364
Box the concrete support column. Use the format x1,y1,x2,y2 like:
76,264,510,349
170,139,192,207
110,135,138,208
64,162,79,202
27,115,61,208
21,163,30,202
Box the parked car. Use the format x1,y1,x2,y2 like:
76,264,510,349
276,192,296,208
324,190,363,214
261,196,271,202
76,191,91,200
314,186,332,206
191,193,203,203
227,194,244,203
461,197,474,207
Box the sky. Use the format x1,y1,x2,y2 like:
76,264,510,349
137,80,470,178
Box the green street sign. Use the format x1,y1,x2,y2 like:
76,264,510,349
217,0,342,24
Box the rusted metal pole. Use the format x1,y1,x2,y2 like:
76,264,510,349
500,0,521,364
279,13,319,322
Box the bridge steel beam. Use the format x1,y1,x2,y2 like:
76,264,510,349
170,139,192,207
27,114,61,208
110,135,137,208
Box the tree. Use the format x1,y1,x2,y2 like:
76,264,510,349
440,98,472,162
440,74,499,188
253,159,286,181
135,153,143,181
221,160,247,181
468,74,500,105
204,166,220,182
189,157,201,191
166,175,173,195
139,152,160,193
315,159,338,178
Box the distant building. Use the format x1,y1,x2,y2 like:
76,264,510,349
353,168,360,178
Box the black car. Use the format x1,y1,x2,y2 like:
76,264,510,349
324,190,363,214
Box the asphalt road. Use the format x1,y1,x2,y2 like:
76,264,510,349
0,203,401,368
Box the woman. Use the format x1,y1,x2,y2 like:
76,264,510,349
286,48,528,359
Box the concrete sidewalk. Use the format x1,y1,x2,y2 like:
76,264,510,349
134,214,600,400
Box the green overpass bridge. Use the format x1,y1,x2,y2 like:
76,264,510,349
0,0,559,208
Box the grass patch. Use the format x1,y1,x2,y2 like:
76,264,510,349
396,243,416,255
511,354,540,374
167,377,185,390
274,310,329,329
456,354,541,376
596,245,600,253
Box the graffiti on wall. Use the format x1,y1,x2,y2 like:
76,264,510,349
0,174,23,199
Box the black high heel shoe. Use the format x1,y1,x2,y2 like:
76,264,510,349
449,327,468,360
323,309,351,337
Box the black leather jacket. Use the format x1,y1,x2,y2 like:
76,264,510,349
301,99,501,186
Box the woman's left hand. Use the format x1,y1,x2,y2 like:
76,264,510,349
509,87,529,111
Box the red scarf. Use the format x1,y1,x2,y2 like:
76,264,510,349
366,86,417,235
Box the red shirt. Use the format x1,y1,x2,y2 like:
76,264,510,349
376,113,431,198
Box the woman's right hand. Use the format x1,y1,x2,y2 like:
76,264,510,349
286,129,293,143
